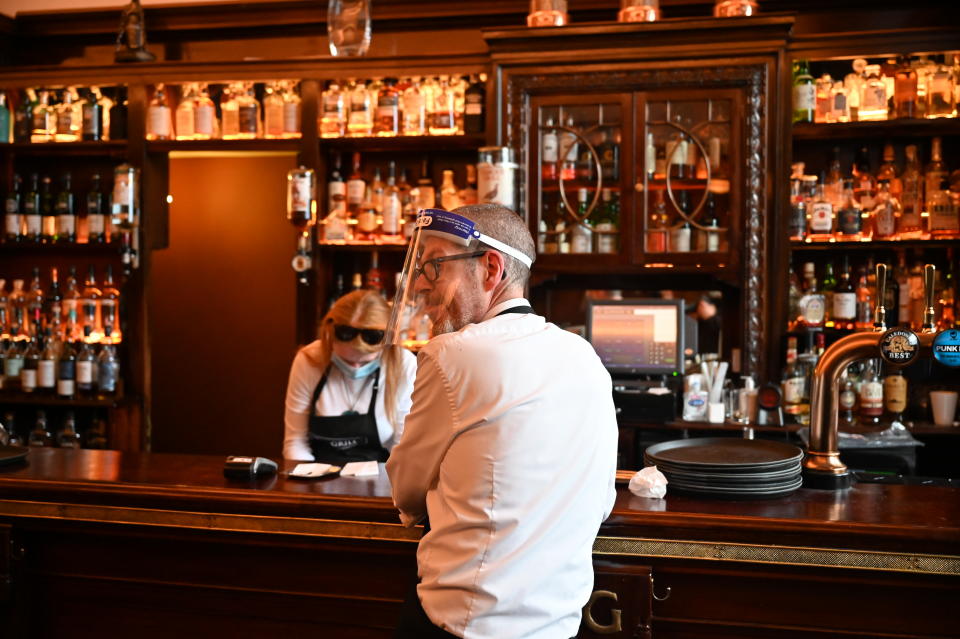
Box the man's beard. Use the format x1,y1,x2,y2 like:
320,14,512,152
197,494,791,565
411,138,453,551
423,278,483,336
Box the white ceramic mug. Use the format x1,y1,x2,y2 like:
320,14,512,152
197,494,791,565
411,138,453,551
930,390,959,427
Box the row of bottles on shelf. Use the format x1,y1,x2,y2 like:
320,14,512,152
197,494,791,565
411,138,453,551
537,188,621,255
147,81,301,141
788,250,956,333
0,86,127,143
291,153,480,243
540,118,620,184
792,54,959,124
781,336,916,428
4,167,140,249
320,75,485,138
0,265,122,344
790,138,960,242
0,410,109,449
644,190,727,254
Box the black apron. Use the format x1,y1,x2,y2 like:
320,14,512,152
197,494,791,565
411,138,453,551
307,366,390,464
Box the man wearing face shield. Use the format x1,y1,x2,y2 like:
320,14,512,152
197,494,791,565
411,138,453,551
386,204,618,639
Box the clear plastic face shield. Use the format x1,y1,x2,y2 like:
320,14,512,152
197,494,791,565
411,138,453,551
385,208,533,344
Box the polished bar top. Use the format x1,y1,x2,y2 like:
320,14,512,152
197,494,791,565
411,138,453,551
0,449,957,554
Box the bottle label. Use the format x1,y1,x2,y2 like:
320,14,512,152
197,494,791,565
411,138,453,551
883,375,907,412
874,204,896,236
382,196,401,235
58,214,76,236
77,361,93,384
838,207,861,235
82,105,100,136
800,294,825,326
595,222,617,254
20,368,36,391
175,108,195,138
264,104,284,136
88,213,105,235
542,132,558,164
113,173,131,214
416,186,436,210
99,363,118,392
221,109,239,136
793,84,815,111
289,175,311,213
809,202,833,232
283,102,300,133
324,213,347,241
357,210,378,233
859,381,883,414
42,215,56,238
782,378,805,404
670,227,691,253
5,212,19,235
4,356,23,378
929,203,959,232
571,225,593,254
38,360,55,387
6,197,18,214
328,181,347,215
238,105,258,133
833,292,857,320
346,179,365,205
839,388,857,410
57,378,75,396
148,106,171,137
465,101,483,116
196,105,215,135
57,112,74,135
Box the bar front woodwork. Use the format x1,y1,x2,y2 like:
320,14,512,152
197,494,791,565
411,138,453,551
0,449,956,638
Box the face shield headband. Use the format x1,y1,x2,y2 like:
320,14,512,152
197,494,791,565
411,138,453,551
384,208,534,345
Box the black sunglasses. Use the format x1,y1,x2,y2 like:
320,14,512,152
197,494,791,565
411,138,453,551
333,324,385,346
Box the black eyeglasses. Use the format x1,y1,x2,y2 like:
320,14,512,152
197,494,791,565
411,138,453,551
415,250,488,283
333,325,385,345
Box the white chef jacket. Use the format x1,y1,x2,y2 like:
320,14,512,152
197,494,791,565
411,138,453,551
387,298,619,639
283,340,418,460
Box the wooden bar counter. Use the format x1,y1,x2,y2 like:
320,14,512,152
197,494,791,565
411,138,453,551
0,449,957,638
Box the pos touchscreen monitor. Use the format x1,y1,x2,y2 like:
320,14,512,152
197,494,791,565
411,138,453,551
585,298,685,377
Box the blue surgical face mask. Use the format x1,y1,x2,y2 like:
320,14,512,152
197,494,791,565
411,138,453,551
331,353,381,380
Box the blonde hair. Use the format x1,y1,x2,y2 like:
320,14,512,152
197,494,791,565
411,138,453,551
300,289,406,429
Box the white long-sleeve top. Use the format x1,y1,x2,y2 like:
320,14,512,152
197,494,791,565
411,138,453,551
283,341,418,461
386,298,619,639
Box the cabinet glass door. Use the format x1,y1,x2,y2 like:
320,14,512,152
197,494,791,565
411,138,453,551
530,94,629,264
639,90,740,269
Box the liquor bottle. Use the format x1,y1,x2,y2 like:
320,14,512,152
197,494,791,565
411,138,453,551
347,80,373,137
823,147,844,209
939,248,957,330
0,280,8,338
814,73,833,123
55,172,76,244
666,130,689,180
821,261,836,325
13,89,35,143
871,180,898,240
894,55,918,119
459,164,479,206
836,179,862,240
859,65,888,121
570,188,594,254
81,88,105,141
262,82,285,139
559,116,578,181
109,86,128,140
575,133,594,182
38,329,56,394
80,266,101,337
346,152,366,219
925,56,956,119
374,77,400,137
646,189,669,253
28,411,53,447
382,161,402,239
194,83,217,139
464,74,485,135
100,265,120,340
924,137,948,215
2,413,19,446
351,272,363,292
38,176,55,244
62,266,80,339
594,188,619,255
440,169,459,211
146,84,173,140
416,157,436,210
829,81,850,123
792,60,815,124
175,83,198,140
671,191,694,253
281,80,301,139
898,145,923,233
429,77,457,136
320,81,346,138
22,173,40,242
236,82,259,139
365,250,384,294
57,339,76,399
882,368,907,424
858,359,883,426
798,262,825,329
852,147,876,211
808,177,834,239
20,333,39,393
216,84,237,138
3,337,23,391
5,173,22,243
8,279,26,339
541,118,558,181
876,144,901,198
854,267,873,331
45,267,62,334
0,91,10,144
927,179,957,238
86,174,106,243
76,327,96,396
57,411,82,449
97,327,119,397
26,268,43,336
54,88,80,142
781,337,806,422
833,258,857,331
400,78,425,136
788,172,807,241
370,166,385,214
838,369,858,427
702,194,722,252
31,90,55,142
85,418,108,449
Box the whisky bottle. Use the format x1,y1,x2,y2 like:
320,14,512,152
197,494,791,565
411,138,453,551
281,80,301,138
883,368,908,424
781,337,805,421
28,411,53,447
798,262,825,329
57,340,76,399
80,266,102,337
814,73,833,123
594,188,619,255
146,84,173,140
86,174,106,243
440,169,459,211
20,333,38,393
559,116,578,181
464,74,485,135
5,173,22,243
927,179,957,238
829,81,850,123
858,360,883,426
570,188,594,254
263,82,285,139
893,55,918,119
100,265,121,340
459,164,479,206
808,178,834,239
346,152,366,219
871,180,899,240
97,327,119,396
80,88,104,141
791,60,815,124
40,176,55,244
429,77,457,136
76,327,96,396
836,179,862,239
541,118,559,181
14,89,35,143
859,65,888,121
415,157,436,209
925,56,956,119
374,78,400,137
401,78,426,136
347,79,373,137
38,329,56,394
236,82,260,139
852,147,876,211
833,259,857,331
175,83,198,140
924,137,948,216
194,83,217,139
109,86,128,141
31,90,56,142
356,185,379,240
220,83,240,139
55,172,76,244
370,166,384,214
898,145,923,233
382,161,401,239
876,144,901,198
55,88,81,142
320,81,346,138
57,411,82,448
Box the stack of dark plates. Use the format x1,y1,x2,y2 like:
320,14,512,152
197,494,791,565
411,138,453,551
644,437,803,499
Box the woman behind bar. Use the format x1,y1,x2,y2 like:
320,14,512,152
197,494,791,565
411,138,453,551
283,290,417,463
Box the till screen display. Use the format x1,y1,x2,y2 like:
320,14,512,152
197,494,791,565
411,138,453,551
589,304,680,373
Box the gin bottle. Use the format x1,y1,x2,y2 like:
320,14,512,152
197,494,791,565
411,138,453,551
320,81,346,138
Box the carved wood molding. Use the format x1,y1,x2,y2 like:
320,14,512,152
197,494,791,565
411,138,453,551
505,62,769,377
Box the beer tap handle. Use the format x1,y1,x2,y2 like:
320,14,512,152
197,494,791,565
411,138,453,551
922,264,937,333
873,262,888,331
